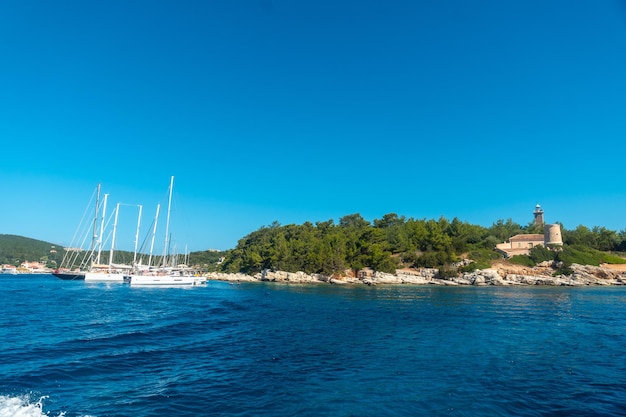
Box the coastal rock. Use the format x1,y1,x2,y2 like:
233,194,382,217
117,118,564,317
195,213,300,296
205,263,626,287
461,269,504,286
570,264,622,281
205,272,257,282
370,270,434,285
504,274,560,286
260,269,328,283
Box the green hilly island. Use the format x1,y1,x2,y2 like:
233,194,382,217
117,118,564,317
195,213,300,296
2,213,626,276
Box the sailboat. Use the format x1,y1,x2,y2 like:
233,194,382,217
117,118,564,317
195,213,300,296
127,176,205,287
84,201,141,282
53,184,141,282
53,184,103,280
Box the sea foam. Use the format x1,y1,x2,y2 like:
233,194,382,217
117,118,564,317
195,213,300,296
0,395,69,417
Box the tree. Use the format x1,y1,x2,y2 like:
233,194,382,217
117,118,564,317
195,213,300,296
489,219,523,241
373,213,405,229
339,213,370,229
592,226,619,252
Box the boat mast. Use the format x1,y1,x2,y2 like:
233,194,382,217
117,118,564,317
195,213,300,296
133,205,143,267
162,176,174,268
109,203,120,272
95,193,109,265
90,184,101,264
148,204,160,268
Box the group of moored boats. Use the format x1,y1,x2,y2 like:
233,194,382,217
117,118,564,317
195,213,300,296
53,176,207,287
53,268,207,286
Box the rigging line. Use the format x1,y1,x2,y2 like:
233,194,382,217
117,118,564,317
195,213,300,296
60,186,99,267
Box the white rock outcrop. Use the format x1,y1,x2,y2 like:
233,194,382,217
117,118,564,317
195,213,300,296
205,264,626,286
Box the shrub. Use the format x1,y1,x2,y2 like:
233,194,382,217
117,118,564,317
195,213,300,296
529,245,555,264
413,251,454,268
437,266,458,279
553,265,574,276
509,255,535,267
468,248,501,262
557,246,601,266
459,260,491,272
601,253,626,264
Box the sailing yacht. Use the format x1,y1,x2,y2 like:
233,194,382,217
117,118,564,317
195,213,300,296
85,201,140,283
53,185,103,280
127,176,205,287
54,184,141,283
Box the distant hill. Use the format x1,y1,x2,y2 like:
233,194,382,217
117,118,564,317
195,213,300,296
0,234,64,266
0,234,228,270
188,249,229,272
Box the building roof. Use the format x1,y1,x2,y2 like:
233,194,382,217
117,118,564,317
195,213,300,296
508,234,545,242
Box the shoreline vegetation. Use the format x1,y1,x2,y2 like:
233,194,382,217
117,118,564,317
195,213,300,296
3,212,626,286
215,213,626,286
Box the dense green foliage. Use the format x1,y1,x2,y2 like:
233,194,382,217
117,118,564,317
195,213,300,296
511,244,626,271
0,235,64,267
509,255,535,267
188,250,229,272
3,215,626,275
220,214,626,276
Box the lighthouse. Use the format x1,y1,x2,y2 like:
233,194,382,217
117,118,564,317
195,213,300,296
533,204,544,226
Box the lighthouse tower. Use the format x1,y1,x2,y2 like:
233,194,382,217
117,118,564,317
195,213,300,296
533,204,544,226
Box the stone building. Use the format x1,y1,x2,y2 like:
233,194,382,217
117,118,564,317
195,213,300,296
496,204,563,258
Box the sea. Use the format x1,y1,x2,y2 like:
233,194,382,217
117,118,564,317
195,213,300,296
1,274,625,417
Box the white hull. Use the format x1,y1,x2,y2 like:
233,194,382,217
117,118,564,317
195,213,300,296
84,272,126,282
128,274,205,287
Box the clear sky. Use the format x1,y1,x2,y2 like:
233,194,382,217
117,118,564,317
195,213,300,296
1,1,626,252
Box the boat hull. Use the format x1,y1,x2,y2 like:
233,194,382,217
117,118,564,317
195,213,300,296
52,271,86,280
84,272,126,282
128,274,205,287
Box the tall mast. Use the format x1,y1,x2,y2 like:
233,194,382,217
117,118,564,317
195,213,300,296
109,203,120,272
133,205,143,267
162,176,174,268
95,193,109,265
91,184,101,258
148,204,160,268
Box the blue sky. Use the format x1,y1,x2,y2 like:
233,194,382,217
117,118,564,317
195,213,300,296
1,1,626,252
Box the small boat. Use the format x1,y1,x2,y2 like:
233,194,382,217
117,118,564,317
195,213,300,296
1,265,18,275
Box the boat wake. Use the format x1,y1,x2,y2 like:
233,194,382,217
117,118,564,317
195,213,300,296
0,394,84,417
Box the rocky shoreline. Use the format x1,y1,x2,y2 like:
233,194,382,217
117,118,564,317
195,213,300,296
206,262,626,287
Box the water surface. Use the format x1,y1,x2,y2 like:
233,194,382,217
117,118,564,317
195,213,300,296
1,275,625,416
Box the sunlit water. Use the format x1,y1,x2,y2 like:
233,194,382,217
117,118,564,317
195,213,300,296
1,274,625,416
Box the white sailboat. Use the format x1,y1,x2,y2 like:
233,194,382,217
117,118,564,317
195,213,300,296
128,176,205,287
85,193,121,282
85,200,139,282
54,184,103,280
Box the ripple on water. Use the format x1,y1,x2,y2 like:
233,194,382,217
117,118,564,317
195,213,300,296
2,277,626,416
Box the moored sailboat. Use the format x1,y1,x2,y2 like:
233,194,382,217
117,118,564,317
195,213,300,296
53,184,104,280
127,176,205,287
84,201,141,283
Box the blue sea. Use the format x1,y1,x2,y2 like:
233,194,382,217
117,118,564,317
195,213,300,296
1,275,626,416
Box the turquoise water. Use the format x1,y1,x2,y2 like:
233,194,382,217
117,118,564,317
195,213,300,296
1,275,625,416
